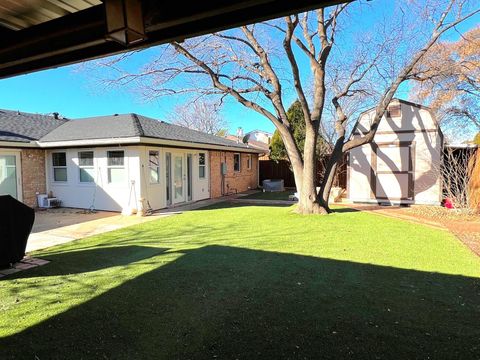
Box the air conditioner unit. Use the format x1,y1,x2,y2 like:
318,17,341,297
37,194,61,208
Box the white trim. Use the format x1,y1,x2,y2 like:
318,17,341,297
445,143,478,149
0,141,38,148
138,137,262,153
39,137,141,148
2,136,263,153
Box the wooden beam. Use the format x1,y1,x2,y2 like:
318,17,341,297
0,0,348,79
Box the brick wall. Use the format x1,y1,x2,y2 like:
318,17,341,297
21,149,46,207
209,151,258,198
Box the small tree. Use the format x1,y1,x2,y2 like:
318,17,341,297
270,100,330,163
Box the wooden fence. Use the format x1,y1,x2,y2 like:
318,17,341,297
259,156,347,189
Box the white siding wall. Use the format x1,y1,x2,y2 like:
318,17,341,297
348,101,442,205
46,146,142,212
46,145,213,212
139,146,210,210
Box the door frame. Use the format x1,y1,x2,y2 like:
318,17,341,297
186,153,193,202
172,152,186,204
0,149,23,201
371,141,415,201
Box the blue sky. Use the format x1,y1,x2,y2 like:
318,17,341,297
0,1,477,135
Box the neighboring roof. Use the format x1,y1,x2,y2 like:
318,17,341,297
225,134,269,153
245,129,273,136
0,109,67,143
40,113,258,151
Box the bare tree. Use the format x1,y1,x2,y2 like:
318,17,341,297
168,100,228,135
442,146,478,212
92,0,479,214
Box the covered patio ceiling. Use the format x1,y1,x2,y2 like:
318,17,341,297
0,0,345,79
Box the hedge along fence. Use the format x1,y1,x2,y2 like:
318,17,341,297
468,149,480,210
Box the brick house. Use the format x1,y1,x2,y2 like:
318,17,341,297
0,110,261,212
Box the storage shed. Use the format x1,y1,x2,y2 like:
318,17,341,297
347,99,443,205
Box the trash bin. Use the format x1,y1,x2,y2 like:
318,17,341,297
0,195,35,268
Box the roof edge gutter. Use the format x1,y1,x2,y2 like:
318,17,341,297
37,137,142,148
0,141,39,148
138,136,264,153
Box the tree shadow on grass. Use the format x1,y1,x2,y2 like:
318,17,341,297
331,207,360,213
1,245,479,359
0,246,169,280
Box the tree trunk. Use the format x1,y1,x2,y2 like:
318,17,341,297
318,138,345,213
296,124,329,214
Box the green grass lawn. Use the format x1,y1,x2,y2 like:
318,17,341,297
1,203,480,359
241,190,295,200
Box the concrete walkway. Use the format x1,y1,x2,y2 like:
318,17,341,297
27,196,238,253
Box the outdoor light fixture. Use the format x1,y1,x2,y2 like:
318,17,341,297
105,0,146,46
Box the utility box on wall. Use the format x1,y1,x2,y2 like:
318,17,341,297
221,163,227,175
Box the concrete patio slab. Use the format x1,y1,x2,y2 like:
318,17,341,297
27,195,243,253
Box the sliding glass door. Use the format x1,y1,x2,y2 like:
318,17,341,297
0,155,18,199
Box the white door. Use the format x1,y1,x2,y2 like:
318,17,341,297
173,153,185,204
0,153,21,200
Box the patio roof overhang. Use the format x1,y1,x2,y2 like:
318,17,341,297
0,0,347,79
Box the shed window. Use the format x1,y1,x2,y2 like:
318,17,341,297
52,152,67,182
78,151,94,183
387,104,401,117
149,150,160,184
199,153,206,178
234,153,241,172
107,151,125,184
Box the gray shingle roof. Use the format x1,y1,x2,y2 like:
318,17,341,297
39,113,253,150
0,109,67,143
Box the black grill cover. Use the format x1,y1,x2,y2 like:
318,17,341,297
0,195,35,268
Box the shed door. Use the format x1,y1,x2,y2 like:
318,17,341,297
373,143,414,201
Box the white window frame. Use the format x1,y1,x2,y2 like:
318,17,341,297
78,151,95,184
247,154,252,170
198,152,206,179
148,150,160,184
107,150,125,184
233,153,241,172
52,152,67,182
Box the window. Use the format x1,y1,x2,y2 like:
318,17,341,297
247,154,252,170
52,152,67,182
198,153,206,178
233,153,241,172
107,150,125,184
387,104,401,117
149,150,160,183
78,151,94,183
